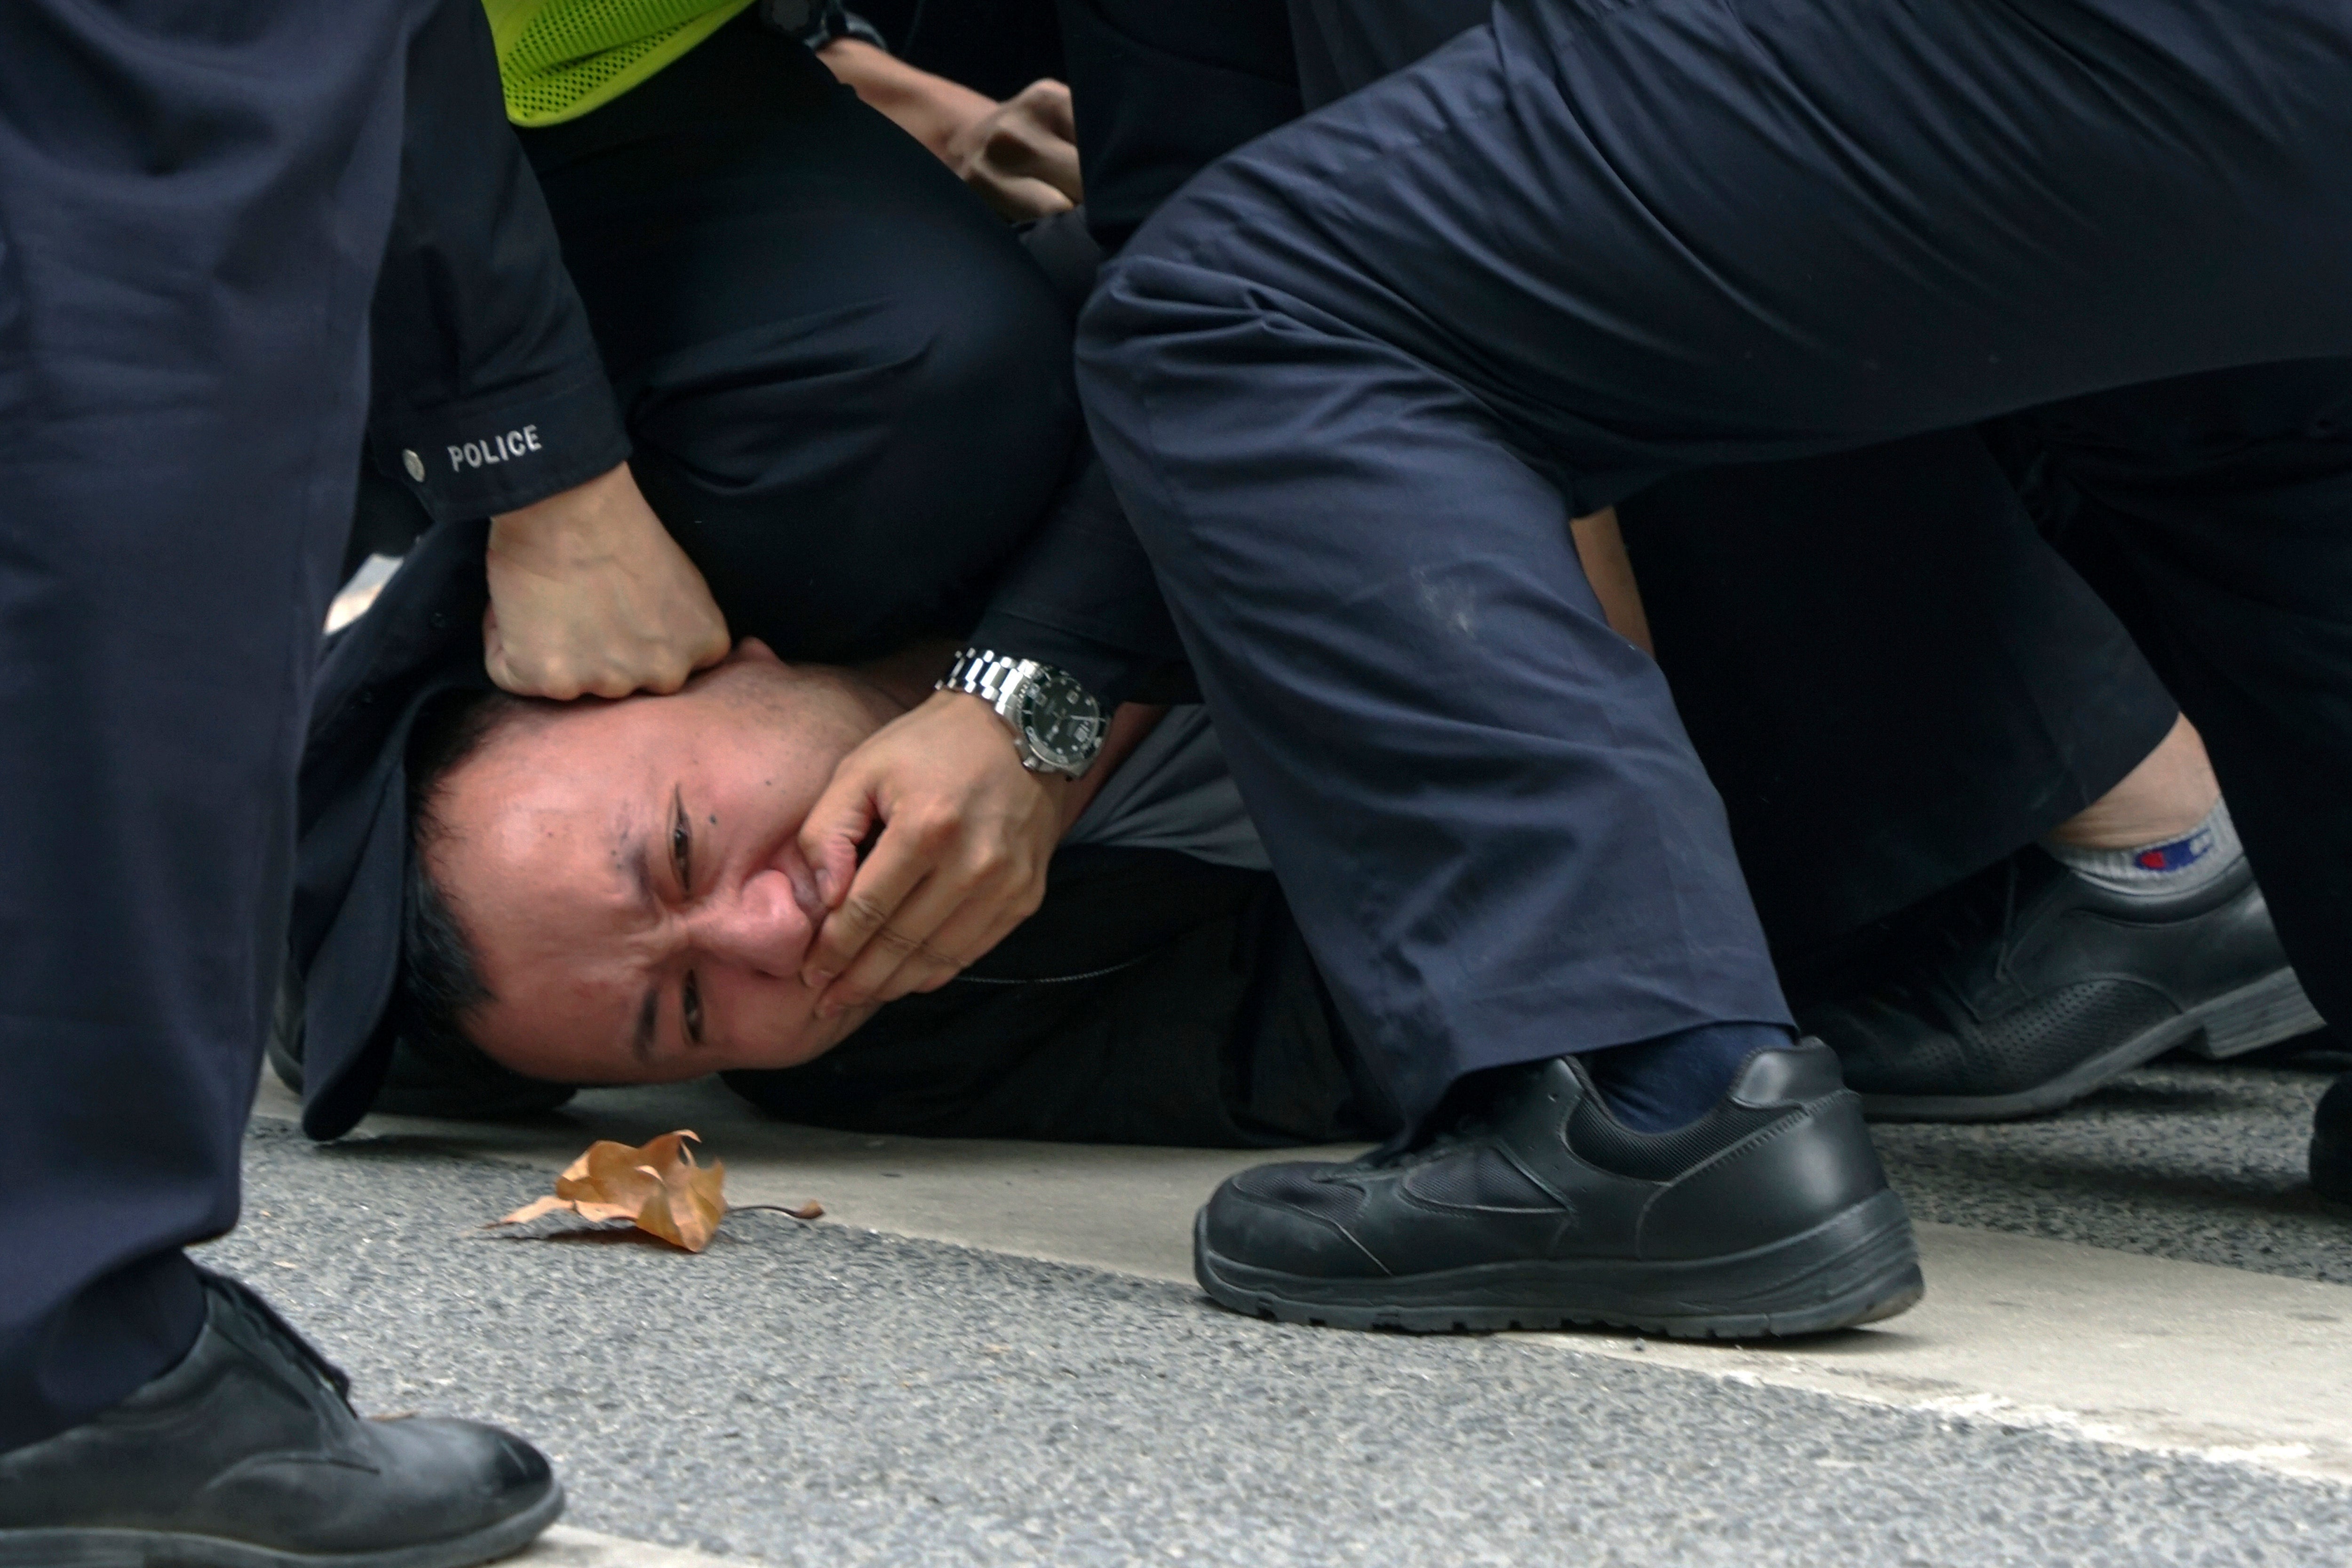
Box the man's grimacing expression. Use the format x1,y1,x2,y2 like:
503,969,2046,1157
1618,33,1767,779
425,640,899,1084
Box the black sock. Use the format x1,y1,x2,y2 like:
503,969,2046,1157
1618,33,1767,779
1583,1022,1793,1133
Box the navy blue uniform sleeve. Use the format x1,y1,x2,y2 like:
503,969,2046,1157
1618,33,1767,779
967,446,1197,706
364,0,629,523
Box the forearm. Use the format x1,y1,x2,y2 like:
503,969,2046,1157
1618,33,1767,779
488,461,644,556
967,448,1195,707
817,37,993,159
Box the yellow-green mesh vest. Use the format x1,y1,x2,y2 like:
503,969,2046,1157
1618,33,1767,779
483,0,758,127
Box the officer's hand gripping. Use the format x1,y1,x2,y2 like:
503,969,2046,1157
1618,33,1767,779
484,461,731,700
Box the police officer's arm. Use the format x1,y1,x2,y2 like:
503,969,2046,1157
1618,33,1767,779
479,462,730,699
365,0,727,699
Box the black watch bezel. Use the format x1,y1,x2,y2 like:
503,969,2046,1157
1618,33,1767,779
1012,666,1105,776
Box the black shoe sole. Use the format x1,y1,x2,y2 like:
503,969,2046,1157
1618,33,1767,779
0,1481,562,1568
1193,1187,1923,1339
1859,966,2323,1123
2173,965,2326,1061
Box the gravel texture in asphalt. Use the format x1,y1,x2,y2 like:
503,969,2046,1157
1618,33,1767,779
208,1123,2352,1568
1873,1060,2352,1284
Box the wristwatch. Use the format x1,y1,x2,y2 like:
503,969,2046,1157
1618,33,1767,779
761,0,889,50
938,648,1107,779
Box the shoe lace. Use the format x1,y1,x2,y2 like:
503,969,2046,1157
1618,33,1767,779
1885,853,2035,1001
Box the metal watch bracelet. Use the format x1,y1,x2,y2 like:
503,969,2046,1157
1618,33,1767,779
937,648,1106,778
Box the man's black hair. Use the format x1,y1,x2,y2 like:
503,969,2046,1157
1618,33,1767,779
383,688,576,1115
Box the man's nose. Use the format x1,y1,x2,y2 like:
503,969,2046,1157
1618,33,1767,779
688,869,814,975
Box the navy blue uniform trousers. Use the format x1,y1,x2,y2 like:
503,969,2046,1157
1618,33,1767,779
0,0,413,1447
1077,0,2352,1127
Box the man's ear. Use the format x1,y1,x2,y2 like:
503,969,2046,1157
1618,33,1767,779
729,637,783,668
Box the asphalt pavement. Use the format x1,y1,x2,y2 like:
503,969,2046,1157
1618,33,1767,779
1873,1058,2352,1283
211,1061,2352,1568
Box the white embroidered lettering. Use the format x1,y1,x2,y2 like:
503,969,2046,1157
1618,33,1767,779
450,428,548,473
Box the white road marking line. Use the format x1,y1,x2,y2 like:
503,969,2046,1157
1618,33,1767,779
506,1524,763,1567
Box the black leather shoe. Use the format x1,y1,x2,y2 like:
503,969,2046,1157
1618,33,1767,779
0,1269,561,1568
2312,1074,2352,1206
1193,1039,1922,1337
1800,850,2320,1122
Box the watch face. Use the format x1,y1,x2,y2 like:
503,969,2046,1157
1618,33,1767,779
1015,669,1105,774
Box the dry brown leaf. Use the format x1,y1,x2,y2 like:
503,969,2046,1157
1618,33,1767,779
490,1130,729,1252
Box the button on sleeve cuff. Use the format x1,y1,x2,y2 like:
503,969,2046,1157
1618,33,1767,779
369,372,631,524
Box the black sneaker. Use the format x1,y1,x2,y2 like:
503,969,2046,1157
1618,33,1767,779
1800,850,2320,1122
2313,1074,2352,1206
0,1269,562,1568
1193,1039,1921,1338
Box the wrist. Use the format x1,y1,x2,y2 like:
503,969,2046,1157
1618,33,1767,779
488,462,647,565
926,689,1056,779
938,647,1107,779
818,40,993,158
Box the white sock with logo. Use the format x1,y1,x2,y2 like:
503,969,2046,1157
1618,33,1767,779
2045,797,2243,900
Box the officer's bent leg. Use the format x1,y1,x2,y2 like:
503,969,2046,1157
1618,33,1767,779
1081,265,1790,1124
1620,433,2181,950
2010,363,2352,1017
1078,0,2352,1111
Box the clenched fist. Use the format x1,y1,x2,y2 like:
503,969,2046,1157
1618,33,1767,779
484,462,731,700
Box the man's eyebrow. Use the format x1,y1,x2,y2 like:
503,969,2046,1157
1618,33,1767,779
619,814,660,1065
632,984,659,1065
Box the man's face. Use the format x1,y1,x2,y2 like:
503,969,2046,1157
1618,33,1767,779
428,640,898,1084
